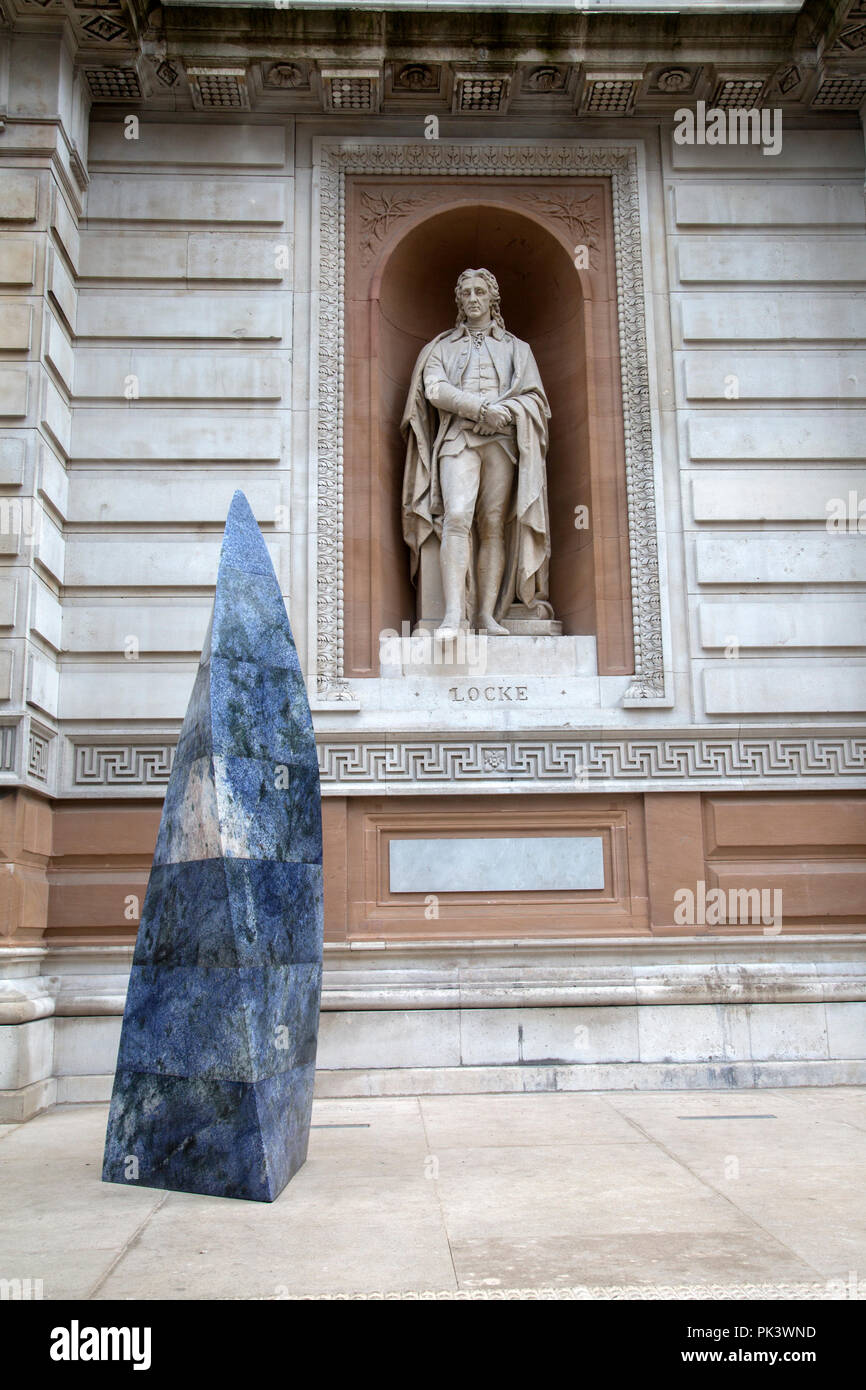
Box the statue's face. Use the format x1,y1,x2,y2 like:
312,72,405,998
457,275,492,324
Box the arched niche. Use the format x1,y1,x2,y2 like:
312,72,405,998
343,186,634,679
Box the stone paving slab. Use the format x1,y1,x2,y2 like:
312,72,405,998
0,1089,863,1300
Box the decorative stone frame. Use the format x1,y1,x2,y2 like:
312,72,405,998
314,139,666,705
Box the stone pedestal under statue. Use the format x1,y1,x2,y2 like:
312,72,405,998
414,534,562,636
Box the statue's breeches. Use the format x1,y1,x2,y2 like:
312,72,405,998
439,422,517,464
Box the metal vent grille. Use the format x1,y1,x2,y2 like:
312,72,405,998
84,68,141,101
812,74,866,106
186,66,250,111
583,78,636,114
454,73,511,113
322,69,381,112
713,78,765,109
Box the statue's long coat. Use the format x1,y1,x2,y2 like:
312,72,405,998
400,323,553,623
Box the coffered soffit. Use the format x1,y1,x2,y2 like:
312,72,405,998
3,0,865,117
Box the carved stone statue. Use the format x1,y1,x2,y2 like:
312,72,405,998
401,268,555,639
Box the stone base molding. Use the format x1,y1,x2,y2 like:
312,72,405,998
314,1061,866,1099
2,938,863,1119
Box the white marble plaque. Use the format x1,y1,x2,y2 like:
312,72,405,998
389,836,605,894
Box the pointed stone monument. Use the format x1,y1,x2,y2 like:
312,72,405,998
102,491,323,1202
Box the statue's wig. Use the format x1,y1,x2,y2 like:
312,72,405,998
454,268,505,329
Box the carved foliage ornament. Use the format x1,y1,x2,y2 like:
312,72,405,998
774,64,803,95
393,65,439,91
525,66,568,92
316,142,665,703
836,22,866,49
79,12,127,41
357,188,442,265
265,63,306,89
517,190,602,267
654,68,693,93
155,60,179,88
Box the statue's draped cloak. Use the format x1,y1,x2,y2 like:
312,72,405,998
401,323,553,622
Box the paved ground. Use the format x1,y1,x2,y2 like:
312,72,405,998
1,1088,864,1300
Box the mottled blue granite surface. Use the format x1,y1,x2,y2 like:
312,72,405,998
103,491,323,1203
103,1066,316,1203
135,860,323,969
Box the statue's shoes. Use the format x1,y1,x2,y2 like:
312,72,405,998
434,623,461,642
478,615,509,636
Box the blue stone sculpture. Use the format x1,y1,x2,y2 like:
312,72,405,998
102,491,323,1203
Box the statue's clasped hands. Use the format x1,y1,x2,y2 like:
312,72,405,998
476,399,512,435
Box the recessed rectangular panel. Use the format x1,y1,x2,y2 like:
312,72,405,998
389,836,605,894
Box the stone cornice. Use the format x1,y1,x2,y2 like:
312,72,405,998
6,0,865,117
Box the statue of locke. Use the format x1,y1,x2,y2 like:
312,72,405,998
401,268,556,640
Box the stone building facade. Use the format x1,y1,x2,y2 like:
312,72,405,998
1,0,864,1119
